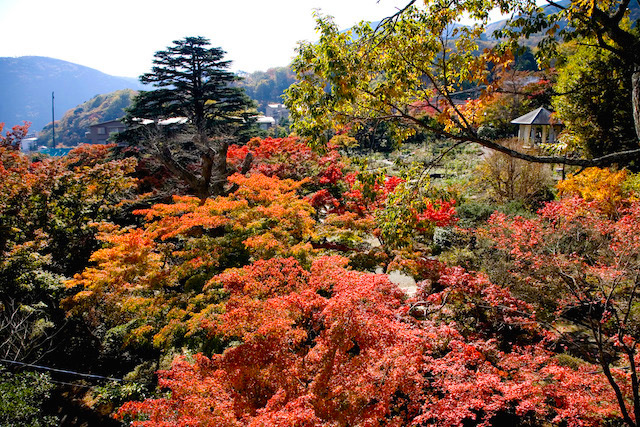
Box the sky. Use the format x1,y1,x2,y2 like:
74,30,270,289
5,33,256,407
0,0,415,77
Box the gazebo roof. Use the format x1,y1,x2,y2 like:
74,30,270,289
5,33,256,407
511,107,561,125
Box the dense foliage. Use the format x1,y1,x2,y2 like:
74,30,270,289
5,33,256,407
50,134,640,426
0,367,58,426
0,121,30,150
484,176,640,426
286,0,640,166
0,138,139,422
114,257,628,426
553,41,638,159
4,4,640,423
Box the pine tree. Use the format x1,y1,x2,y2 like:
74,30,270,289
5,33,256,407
124,36,257,199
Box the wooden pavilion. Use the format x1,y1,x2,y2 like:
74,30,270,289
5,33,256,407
511,107,562,146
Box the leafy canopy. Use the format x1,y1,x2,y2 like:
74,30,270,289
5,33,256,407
552,41,637,158
286,0,640,166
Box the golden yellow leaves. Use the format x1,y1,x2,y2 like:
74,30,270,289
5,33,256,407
557,167,633,216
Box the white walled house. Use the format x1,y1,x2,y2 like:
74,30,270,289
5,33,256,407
257,116,276,130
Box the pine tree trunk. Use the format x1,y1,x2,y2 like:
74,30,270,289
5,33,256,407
208,140,229,198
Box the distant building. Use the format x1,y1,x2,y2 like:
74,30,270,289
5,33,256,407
265,103,289,123
86,119,126,144
20,136,38,152
257,116,276,130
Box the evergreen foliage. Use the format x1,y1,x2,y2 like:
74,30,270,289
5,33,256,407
126,36,256,137
122,36,259,199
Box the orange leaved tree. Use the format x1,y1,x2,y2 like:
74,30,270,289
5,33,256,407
65,173,317,350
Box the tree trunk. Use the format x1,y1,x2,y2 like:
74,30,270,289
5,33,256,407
632,64,640,144
208,140,229,198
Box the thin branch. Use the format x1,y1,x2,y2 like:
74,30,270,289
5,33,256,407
542,0,567,11
375,0,417,32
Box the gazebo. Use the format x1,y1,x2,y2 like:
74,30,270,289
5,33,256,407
511,107,562,146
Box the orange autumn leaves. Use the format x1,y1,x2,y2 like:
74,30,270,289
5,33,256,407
117,256,622,427
0,121,30,150
117,256,426,426
138,173,316,260
557,167,635,216
54,135,640,426
65,173,317,346
64,136,457,348
0,143,137,274
64,137,341,348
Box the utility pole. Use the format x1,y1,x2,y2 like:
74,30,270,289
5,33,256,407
51,91,56,148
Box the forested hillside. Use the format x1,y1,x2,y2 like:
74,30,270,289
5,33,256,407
37,89,136,147
238,66,297,111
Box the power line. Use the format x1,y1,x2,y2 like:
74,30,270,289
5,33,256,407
2,370,106,390
0,358,122,382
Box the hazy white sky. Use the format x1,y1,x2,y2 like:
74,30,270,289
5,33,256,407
0,0,414,77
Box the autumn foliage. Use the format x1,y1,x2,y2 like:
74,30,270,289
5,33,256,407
116,257,624,426
6,132,632,427
5,1,640,420
556,167,632,216
65,172,317,348
228,137,321,181
110,162,640,426
0,143,137,275
0,121,31,150
0,143,137,366
484,175,640,426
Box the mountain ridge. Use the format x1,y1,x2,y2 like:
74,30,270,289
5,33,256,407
0,56,146,132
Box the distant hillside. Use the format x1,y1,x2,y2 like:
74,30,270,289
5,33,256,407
0,56,146,132
238,66,297,112
38,89,136,147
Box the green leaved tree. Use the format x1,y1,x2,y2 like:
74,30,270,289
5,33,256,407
553,41,637,159
286,1,640,167
123,36,258,199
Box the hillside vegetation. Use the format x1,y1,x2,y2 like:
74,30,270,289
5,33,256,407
38,89,136,147
238,66,297,111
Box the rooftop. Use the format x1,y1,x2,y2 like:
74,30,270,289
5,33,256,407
511,107,562,125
